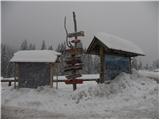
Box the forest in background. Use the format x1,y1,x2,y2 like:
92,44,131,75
1,40,159,78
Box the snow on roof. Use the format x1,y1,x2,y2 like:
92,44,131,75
10,50,61,63
94,32,144,55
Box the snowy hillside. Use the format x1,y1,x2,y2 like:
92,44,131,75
1,70,159,119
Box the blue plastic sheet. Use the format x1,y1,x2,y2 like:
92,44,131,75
105,54,130,80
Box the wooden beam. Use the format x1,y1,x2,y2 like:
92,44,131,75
100,47,105,83
51,63,59,89
1,80,18,82
55,63,59,89
67,31,84,38
52,79,99,82
14,63,17,88
49,63,53,88
129,57,132,74
16,63,19,88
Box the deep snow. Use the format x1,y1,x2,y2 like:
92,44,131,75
1,70,159,118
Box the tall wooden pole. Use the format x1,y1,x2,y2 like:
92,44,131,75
64,12,84,91
72,11,77,90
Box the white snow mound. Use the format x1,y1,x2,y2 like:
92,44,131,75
71,70,158,103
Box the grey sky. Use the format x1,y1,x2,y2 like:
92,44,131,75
2,1,159,65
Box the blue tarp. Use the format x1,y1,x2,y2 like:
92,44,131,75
105,55,130,80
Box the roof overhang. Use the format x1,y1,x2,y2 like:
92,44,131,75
10,50,61,63
87,36,145,57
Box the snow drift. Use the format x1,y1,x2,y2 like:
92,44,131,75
72,70,158,103
1,70,159,118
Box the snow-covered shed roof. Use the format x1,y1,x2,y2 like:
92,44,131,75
87,32,145,56
10,50,61,63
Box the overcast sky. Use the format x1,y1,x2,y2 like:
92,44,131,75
1,1,159,65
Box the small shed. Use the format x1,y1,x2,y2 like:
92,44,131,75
87,32,145,83
10,50,61,88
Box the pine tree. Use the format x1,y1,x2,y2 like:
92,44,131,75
32,44,36,50
41,40,46,50
48,45,53,50
56,42,66,75
145,64,149,70
131,57,138,70
152,59,159,69
138,59,142,70
28,43,36,50
20,40,28,50
2,44,15,77
29,43,33,50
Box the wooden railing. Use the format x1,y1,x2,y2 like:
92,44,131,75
1,79,18,86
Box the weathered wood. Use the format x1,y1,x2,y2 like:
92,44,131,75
52,79,98,82
87,37,145,57
67,31,84,38
65,59,82,65
14,63,17,88
8,81,11,86
56,63,59,89
100,47,105,83
1,79,18,82
64,12,85,91
66,74,82,79
65,48,82,55
71,39,80,43
64,66,82,72
16,63,20,88
129,57,132,74
65,79,83,84
50,63,53,88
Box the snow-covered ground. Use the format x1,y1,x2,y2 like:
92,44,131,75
1,70,159,118
139,70,159,81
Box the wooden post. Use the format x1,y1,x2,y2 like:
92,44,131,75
73,11,77,91
8,81,11,86
17,63,19,88
49,63,53,88
56,63,58,89
100,47,105,83
129,57,132,74
14,63,17,88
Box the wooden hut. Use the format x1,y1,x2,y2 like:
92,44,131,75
87,32,145,83
10,50,61,88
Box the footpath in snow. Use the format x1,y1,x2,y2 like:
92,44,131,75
1,70,159,119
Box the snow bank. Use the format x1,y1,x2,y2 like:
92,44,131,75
138,70,159,81
72,70,158,103
1,70,158,118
